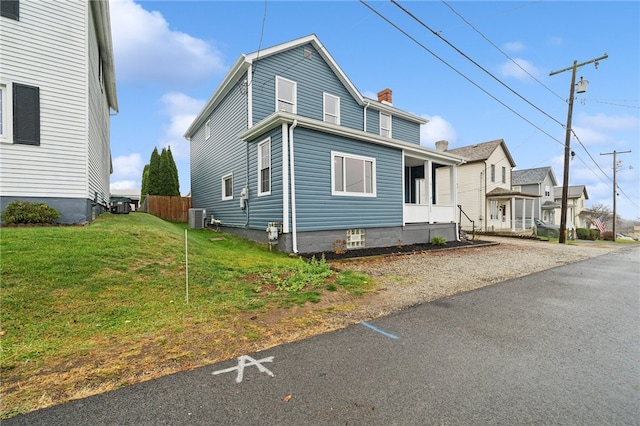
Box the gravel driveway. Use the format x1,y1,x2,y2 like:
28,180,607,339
330,236,626,318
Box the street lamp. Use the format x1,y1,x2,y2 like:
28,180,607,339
550,54,608,243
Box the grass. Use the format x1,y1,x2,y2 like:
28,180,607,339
0,213,374,418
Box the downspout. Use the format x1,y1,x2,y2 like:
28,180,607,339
244,140,250,226
289,120,299,253
484,163,488,232
363,102,370,132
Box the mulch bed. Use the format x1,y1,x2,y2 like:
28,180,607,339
302,239,497,261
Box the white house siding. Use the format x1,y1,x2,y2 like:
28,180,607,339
87,4,112,207
438,162,484,228
0,1,89,198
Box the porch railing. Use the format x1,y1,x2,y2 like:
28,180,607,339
404,204,456,224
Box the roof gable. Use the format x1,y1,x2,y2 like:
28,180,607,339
185,34,425,138
512,166,557,186
446,139,516,167
553,185,589,200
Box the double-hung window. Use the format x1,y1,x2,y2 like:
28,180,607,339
380,112,391,138
222,174,233,200
323,93,340,124
276,76,296,113
490,164,495,183
332,151,376,196
258,138,271,196
490,200,498,220
502,166,506,184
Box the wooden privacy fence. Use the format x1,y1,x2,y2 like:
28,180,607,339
139,196,192,223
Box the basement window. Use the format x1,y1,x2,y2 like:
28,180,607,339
346,228,365,249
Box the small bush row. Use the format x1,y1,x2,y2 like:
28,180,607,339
1,200,60,224
576,227,599,240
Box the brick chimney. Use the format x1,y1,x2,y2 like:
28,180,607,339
377,88,392,105
435,140,449,151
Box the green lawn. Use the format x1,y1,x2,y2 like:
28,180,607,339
0,213,373,418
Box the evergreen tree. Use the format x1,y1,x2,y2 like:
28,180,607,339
158,148,173,196
140,164,149,203
148,147,161,195
166,146,180,196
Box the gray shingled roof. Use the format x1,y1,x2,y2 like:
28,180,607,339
512,166,556,185
446,139,516,166
553,185,589,200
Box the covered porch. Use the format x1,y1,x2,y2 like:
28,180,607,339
402,154,458,225
487,188,539,232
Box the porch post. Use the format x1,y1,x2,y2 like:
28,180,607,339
530,198,535,229
511,197,516,232
426,160,433,224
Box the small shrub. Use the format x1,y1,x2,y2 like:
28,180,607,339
576,228,590,240
589,229,600,241
431,236,447,246
600,231,614,241
1,200,60,224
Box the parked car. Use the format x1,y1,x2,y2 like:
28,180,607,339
616,233,637,241
534,219,560,238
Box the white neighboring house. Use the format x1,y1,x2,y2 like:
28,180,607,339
552,185,589,230
0,0,118,223
436,139,539,232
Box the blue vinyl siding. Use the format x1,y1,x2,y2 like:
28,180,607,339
365,108,420,144
246,127,284,229
190,76,249,224
291,127,403,231
251,43,363,130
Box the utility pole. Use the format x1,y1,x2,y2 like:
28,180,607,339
550,54,608,244
600,150,632,242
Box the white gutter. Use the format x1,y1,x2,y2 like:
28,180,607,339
288,120,299,253
282,123,290,233
363,101,370,132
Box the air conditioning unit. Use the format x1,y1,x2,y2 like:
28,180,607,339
188,208,206,229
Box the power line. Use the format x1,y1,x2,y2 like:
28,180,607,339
359,0,563,145
440,0,566,103
392,0,565,128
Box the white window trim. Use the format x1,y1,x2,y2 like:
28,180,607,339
0,81,13,144
323,92,340,125
257,137,271,196
275,76,297,114
331,151,377,197
222,173,233,200
379,112,391,138
205,119,211,140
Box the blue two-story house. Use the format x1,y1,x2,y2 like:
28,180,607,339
184,35,465,254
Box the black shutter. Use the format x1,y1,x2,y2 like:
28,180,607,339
13,83,40,146
1,0,19,20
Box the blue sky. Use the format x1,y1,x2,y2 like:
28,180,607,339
108,0,640,220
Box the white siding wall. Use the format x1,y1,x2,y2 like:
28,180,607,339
438,162,485,227
87,4,111,205
0,0,89,198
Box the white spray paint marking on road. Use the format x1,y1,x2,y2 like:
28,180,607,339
212,355,275,383
361,321,399,339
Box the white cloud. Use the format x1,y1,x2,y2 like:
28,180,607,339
499,58,541,80
420,115,458,147
158,92,205,160
110,0,227,86
111,180,140,191
112,153,144,181
503,41,525,52
575,112,639,132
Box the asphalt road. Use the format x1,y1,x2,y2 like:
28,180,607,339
7,246,639,425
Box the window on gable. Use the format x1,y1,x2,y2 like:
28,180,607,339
1,0,19,20
502,166,506,184
332,151,376,197
545,185,550,197
323,93,340,125
490,164,495,183
258,138,271,195
380,112,391,138
222,174,233,200
205,119,211,140
13,83,40,146
276,76,296,113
